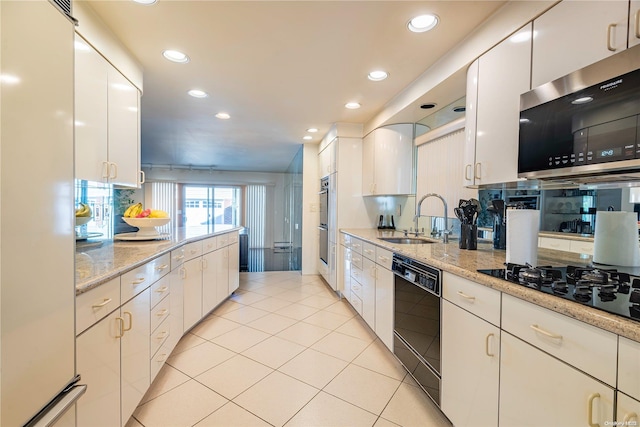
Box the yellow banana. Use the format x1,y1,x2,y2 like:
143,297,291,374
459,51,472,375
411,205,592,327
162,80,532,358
124,202,143,218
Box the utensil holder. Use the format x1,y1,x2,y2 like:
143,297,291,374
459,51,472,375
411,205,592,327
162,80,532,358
460,224,477,250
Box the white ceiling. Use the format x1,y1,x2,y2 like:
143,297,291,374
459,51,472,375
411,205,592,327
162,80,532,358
86,0,506,173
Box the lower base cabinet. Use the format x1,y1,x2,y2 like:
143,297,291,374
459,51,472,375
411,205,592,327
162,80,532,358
76,310,121,427
499,332,614,426
441,300,499,427
617,392,640,424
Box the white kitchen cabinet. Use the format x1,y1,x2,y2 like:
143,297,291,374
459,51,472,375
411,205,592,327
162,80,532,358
167,261,185,356
318,139,336,178
77,310,121,427
120,289,150,426
617,392,640,425
361,258,377,330
499,332,615,427
74,35,141,187
362,123,414,196
631,1,640,48
182,257,203,332
202,238,218,315
228,241,240,294
374,247,394,351
340,242,352,299
441,300,500,427
215,246,230,305
531,0,629,88
619,336,640,401
465,24,531,187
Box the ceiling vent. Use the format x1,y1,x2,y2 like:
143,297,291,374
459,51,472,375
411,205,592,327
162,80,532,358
50,0,77,24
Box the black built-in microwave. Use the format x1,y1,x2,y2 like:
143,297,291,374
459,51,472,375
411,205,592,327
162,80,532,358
518,44,640,181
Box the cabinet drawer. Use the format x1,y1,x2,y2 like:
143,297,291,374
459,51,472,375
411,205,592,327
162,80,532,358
76,277,120,334
121,253,170,303
376,247,393,270
351,264,363,283
217,233,231,248
150,316,170,356
502,293,617,386
341,233,350,246
351,278,363,299
151,296,170,333
183,241,203,262
202,236,217,254
569,240,594,255
349,238,363,255
150,342,172,382
362,241,376,261
150,275,170,308
443,272,501,327
351,254,363,271
619,337,640,401
227,231,239,245
349,292,363,316
539,237,571,251
170,247,186,270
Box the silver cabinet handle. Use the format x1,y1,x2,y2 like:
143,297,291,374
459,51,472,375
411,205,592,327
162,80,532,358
139,170,145,185
131,277,146,285
155,330,169,340
485,333,495,357
101,161,110,179
28,383,87,427
109,162,118,179
364,249,374,255
457,291,476,302
155,353,169,363
624,413,638,423
155,286,169,294
474,162,481,180
156,308,168,317
530,324,563,340
607,23,617,51
180,266,187,279
92,298,112,309
465,164,472,181
156,264,169,271
636,10,640,39
174,254,185,261
587,393,601,427
378,256,389,262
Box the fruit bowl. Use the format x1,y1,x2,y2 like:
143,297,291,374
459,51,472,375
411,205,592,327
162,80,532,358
122,217,171,237
75,216,92,227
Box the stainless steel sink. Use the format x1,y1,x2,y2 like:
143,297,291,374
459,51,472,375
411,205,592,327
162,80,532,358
378,237,435,244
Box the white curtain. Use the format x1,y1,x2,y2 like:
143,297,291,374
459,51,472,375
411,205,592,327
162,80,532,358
246,184,266,249
145,181,177,234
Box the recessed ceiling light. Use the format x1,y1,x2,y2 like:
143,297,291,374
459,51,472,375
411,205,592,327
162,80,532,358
188,89,208,98
571,96,594,105
420,103,437,109
408,14,439,33
303,136,313,140
162,50,190,63
307,128,318,133
345,102,361,109
215,112,230,120
452,106,466,113
368,70,389,81
133,0,157,4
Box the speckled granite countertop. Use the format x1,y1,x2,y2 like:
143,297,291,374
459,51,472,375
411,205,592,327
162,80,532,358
341,228,640,342
539,231,594,242
76,226,243,295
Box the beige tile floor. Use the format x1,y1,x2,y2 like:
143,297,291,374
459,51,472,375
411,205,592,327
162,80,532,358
129,271,452,427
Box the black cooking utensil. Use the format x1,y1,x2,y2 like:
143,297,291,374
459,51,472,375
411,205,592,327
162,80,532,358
454,207,465,223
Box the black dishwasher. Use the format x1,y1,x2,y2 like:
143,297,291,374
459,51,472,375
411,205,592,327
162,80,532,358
391,254,442,406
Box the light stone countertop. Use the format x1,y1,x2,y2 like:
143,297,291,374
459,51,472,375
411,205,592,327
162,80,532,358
341,228,640,342
75,226,243,295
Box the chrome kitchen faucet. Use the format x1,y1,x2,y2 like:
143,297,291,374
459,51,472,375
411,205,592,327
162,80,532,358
414,193,450,243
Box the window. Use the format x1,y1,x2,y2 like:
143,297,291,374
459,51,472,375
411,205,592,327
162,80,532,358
183,185,240,230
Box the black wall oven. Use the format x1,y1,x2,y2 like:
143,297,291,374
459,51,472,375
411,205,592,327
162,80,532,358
318,177,329,265
392,254,442,406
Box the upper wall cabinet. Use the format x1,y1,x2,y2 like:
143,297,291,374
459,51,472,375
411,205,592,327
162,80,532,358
362,123,414,196
75,35,141,187
631,1,640,48
318,139,336,179
464,24,532,187
531,0,629,89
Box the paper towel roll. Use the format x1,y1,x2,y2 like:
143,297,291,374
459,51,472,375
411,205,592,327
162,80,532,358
506,209,540,266
593,211,640,267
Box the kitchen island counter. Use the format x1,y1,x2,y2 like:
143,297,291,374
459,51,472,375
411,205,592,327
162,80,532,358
341,228,640,342
76,226,243,295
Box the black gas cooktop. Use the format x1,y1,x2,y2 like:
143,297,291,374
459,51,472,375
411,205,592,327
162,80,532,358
478,263,640,322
